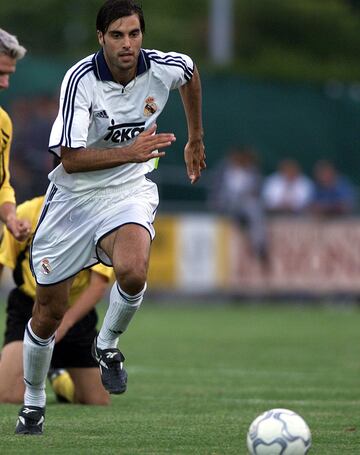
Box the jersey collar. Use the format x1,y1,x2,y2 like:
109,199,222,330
92,48,151,82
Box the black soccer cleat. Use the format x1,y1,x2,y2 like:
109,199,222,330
91,338,128,394
15,405,45,435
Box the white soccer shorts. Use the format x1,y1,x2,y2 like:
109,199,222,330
31,176,159,285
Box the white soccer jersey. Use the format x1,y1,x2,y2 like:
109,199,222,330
48,48,194,193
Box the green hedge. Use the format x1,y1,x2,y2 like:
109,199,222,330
2,0,360,82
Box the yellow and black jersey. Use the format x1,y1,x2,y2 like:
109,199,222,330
0,107,16,206
0,195,114,304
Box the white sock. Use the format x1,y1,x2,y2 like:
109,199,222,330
23,319,55,408
97,282,146,350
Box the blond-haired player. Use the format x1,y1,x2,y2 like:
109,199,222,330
0,28,30,240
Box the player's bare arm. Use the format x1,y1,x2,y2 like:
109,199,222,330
179,65,206,184
61,124,176,173
55,271,109,343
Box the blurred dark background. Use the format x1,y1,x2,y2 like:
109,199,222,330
2,0,360,209
1,0,360,295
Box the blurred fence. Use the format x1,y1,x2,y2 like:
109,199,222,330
1,214,359,299
148,214,360,298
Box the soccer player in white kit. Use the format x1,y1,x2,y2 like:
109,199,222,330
15,0,205,435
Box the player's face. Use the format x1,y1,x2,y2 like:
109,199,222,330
0,54,16,92
98,14,143,80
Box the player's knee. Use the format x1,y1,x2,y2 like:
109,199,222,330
36,293,67,320
33,297,67,335
76,394,110,406
49,304,67,324
116,265,147,295
88,396,110,406
36,304,65,327
0,388,23,404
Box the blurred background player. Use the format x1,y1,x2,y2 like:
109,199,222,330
262,159,314,215
209,146,268,265
310,160,356,217
10,95,58,202
0,195,112,405
0,28,30,240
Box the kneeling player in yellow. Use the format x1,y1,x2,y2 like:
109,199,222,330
0,195,112,405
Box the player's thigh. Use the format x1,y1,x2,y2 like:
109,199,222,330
0,341,24,403
67,368,110,405
101,224,152,272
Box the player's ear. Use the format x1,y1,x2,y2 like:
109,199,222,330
97,31,104,46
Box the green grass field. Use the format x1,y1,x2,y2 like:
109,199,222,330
0,301,359,454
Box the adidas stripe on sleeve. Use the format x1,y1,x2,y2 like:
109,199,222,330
146,49,194,90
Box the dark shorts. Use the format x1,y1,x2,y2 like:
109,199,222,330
3,287,98,368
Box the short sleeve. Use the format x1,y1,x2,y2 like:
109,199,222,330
0,196,44,269
0,225,19,269
146,49,194,90
0,109,16,205
91,263,115,282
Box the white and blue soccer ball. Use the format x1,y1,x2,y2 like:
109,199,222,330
246,408,312,454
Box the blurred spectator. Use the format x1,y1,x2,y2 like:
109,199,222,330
262,159,314,214
10,95,57,202
209,147,268,263
310,160,356,216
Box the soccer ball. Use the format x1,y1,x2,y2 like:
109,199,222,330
246,408,312,454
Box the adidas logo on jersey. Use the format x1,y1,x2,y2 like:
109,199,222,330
104,120,146,143
95,110,109,119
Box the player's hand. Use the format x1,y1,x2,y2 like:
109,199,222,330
184,138,206,184
6,215,31,241
128,124,176,162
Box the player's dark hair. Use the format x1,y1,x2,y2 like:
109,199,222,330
96,0,145,34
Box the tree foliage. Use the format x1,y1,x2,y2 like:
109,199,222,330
234,0,360,81
2,0,360,81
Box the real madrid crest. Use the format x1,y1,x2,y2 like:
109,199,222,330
40,258,52,275
144,96,158,117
